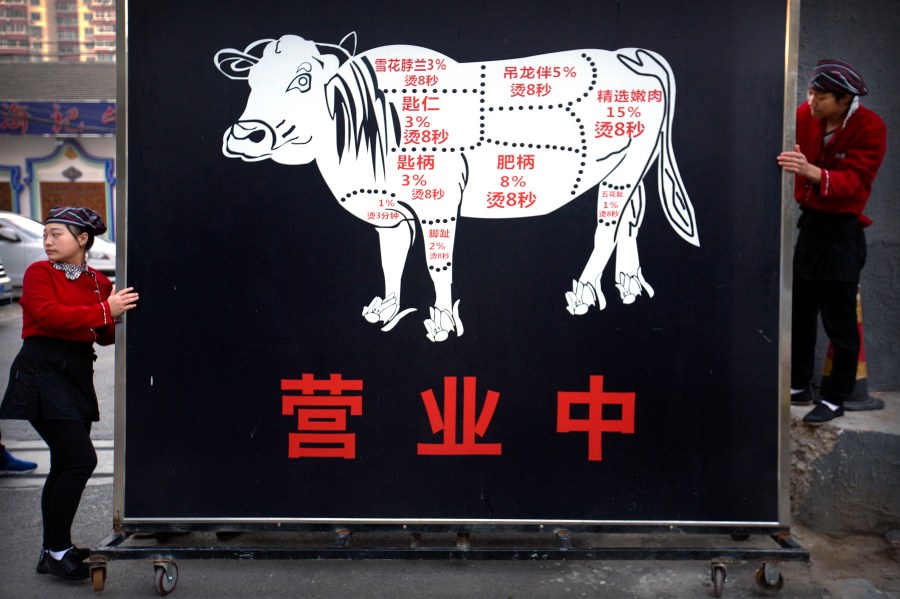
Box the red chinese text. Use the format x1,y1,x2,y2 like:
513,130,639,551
594,121,645,139
281,373,363,459
503,65,577,79
401,96,440,112
101,106,116,125
510,83,552,98
51,104,84,135
397,155,435,171
411,188,445,200
596,89,663,103
1,102,30,134
418,376,502,456
373,57,447,73
402,128,449,145
366,211,402,221
487,191,537,209
496,154,536,170
557,375,635,461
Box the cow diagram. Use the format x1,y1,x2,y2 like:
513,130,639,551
215,33,699,342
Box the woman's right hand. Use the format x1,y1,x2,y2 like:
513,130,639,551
107,286,139,318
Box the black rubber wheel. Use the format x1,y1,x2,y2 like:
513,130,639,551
711,564,726,597
153,562,178,596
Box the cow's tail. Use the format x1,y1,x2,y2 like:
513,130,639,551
618,50,699,247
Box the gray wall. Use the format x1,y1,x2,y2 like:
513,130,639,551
798,0,900,391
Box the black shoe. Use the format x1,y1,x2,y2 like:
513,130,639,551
843,396,885,411
790,388,816,406
37,546,89,574
36,548,48,574
802,403,844,425
46,548,90,581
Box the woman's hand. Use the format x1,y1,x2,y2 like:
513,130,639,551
777,144,822,183
107,286,139,318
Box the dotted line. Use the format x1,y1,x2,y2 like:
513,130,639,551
338,189,396,203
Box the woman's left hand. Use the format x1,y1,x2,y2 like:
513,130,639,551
108,286,139,318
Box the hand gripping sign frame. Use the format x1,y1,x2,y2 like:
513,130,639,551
95,0,806,595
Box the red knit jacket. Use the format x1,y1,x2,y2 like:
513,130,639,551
793,101,887,227
19,260,115,345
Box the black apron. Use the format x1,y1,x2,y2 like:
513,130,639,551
0,336,99,422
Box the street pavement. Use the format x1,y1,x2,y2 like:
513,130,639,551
1,303,897,598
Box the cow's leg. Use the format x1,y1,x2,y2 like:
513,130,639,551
362,220,417,331
422,219,462,342
613,183,654,304
567,187,623,315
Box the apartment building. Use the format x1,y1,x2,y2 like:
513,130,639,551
0,0,116,63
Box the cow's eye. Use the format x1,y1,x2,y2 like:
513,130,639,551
287,73,311,93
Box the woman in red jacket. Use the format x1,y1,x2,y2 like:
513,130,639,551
0,207,138,581
777,60,887,425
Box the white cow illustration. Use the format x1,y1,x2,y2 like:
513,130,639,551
215,33,699,342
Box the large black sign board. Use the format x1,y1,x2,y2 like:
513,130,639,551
122,0,788,526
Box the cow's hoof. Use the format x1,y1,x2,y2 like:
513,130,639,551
362,294,398,324
565,280,599,315
615,268,654,304
424,306,457,342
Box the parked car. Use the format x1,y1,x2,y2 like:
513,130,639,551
0,210,116,296
0,259,13,307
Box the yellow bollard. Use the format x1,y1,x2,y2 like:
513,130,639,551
821,286,884,410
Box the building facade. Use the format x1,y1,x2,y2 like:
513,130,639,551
0,0,116,63
0,61,115,234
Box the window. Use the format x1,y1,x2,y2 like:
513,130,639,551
29,26,42,36
30,12,41,21
31,0,41,5
84,27,93,36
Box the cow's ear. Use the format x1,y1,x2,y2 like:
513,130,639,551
318,54,340,73
215,49,259,80
339,32,357,57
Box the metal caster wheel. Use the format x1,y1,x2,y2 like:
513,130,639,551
153,560,179,596
711,562,727,597
90,565,107,592
756,562,784,592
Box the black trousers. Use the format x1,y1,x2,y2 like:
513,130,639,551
791,278,859,405
29,419,97,551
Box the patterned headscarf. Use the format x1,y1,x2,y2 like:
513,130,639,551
44,206,107,236
809,59,868,97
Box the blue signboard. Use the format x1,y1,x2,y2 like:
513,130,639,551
0,101,116,136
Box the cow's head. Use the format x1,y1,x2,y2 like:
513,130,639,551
215,33,355,165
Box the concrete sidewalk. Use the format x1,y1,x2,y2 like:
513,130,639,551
1,393,897,597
